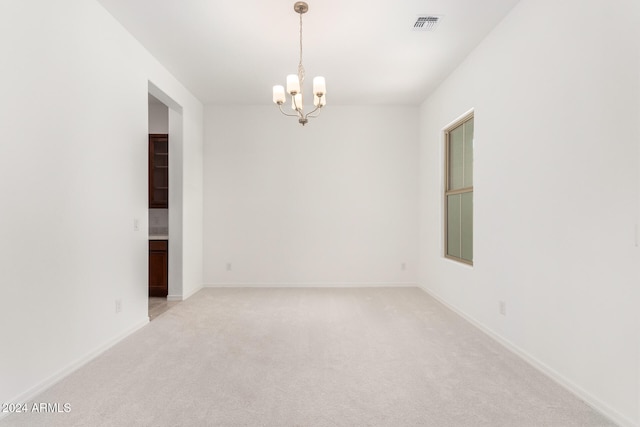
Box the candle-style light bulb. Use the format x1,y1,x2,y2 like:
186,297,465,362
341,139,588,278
272,85,285,104
313,76,326,96
286,75,300,95
292,93,303,111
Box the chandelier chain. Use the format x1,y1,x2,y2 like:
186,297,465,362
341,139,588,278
298,11,305,86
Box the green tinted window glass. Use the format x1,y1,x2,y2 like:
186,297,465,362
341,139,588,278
461,192,473,262
463,119,473,188
448,126,464,190
447,194,461,258
445,114,473,265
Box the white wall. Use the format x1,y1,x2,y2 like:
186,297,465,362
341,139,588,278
204,105,419,286
0,0,203,407
148,99,168,134
418,0,640,425
168,109,185,299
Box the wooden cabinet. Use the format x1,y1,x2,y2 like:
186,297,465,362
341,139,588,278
149,134,168,208
149,240,168,297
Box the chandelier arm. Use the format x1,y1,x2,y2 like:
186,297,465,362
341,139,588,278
292,93,305,117
304,106,322,119
277,103,300,117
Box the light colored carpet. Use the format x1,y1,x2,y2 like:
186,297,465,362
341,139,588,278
1,287,614,427
148,297,180,321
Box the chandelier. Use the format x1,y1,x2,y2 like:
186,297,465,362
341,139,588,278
272,1,326,126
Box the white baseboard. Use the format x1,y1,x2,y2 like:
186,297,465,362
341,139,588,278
419,285,636,427
167,285,203,302
182,285,203,300
0,318,149,421
204,282,418,288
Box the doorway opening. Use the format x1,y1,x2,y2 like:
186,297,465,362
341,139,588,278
147,82,184,320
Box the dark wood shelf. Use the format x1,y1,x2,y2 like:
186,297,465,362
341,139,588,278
149,240,168,297
149,134,169,209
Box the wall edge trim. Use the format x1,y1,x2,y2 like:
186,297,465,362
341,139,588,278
0,318,149,420
418,284,636,427
168,284,203,302
204,282,418,288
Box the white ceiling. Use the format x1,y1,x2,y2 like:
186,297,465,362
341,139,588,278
97,0,521,106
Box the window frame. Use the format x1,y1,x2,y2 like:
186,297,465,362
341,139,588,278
444,112,474,265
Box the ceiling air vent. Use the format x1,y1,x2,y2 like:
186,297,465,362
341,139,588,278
413,15,442,31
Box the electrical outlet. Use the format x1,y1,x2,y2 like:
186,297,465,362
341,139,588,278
499,301,506,316
401,262,406,271
115,299,122,313
226,263,232,271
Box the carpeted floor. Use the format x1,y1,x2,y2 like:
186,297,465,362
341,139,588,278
148,297,180,321
1,287,615,426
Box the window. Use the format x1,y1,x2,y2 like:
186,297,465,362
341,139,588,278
445,114,473,265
